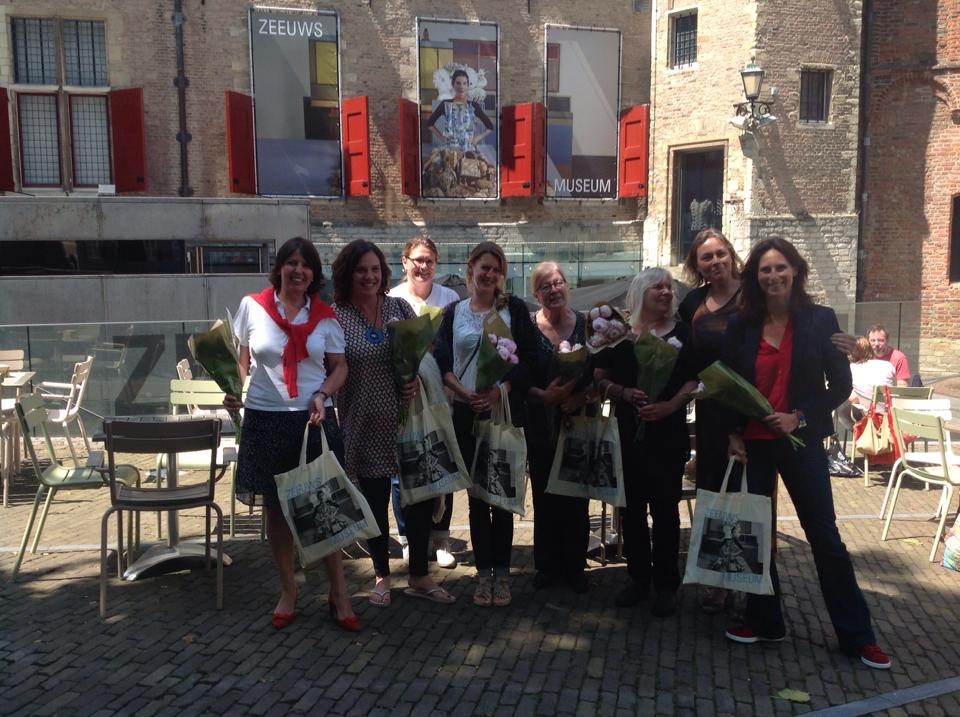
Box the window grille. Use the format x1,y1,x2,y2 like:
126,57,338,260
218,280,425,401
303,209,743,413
63,20,108,87
18,94,61,186
671,13,697,68
800,70,831,122
70,95,111,186
11,17,58,85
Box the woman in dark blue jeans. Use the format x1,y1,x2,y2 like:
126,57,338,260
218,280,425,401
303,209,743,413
722,236,891,670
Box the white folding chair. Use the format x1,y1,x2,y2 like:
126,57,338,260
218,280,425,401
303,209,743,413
879,397,954,519
882,408,958,561
861,385,934,487
40,355,95,467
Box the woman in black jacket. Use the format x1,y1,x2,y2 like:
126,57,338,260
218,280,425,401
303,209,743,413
722,236,891,670
433,241,537,607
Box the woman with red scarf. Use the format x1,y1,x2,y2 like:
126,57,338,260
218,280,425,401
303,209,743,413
226,237,357,631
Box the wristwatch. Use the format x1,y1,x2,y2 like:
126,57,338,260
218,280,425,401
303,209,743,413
792,409,807,429
315,390,329,402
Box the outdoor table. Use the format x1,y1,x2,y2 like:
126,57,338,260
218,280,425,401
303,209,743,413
2,370,36,501
100,414,234,581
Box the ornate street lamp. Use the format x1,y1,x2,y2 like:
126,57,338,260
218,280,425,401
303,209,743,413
733,58,776,131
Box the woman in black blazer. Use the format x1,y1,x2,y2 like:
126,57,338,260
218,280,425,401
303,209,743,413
722,236,891,670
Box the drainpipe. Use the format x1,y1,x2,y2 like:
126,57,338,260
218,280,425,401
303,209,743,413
173,0,193,197
854,0,872,302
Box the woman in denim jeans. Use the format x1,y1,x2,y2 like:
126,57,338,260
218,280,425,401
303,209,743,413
722,236,892,670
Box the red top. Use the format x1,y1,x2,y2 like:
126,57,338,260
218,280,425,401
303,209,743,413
744,321,794,441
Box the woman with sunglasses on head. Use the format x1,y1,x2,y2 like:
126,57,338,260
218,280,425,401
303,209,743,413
525,262,591,593
721,236,891,670
226,237,356,631
333,240,456,608
433,241,537,607
388,235,460,569
678,228,744,614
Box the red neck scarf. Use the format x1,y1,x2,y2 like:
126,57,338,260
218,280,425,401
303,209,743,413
249,287,336,398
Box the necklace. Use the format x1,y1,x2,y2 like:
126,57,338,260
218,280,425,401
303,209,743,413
356,296,386,345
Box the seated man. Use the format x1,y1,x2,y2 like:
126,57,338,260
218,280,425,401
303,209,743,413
867,324,912,387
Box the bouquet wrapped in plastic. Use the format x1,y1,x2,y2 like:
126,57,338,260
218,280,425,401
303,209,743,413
695,360,805,449
389,309,443,423
629,332,681,441
188,318,244,441
550,340,590,385
586,304,631,354
476,311,518,391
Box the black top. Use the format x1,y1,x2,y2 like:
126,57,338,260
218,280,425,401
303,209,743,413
678,284,742,373
526,311,588,446
433,294,538,427
592,322,695,453
426,100,495,131
721,304,852,442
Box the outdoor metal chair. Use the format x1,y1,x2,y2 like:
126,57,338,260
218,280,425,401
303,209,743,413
862,385,934,487
100,417,224,617
40,355,95,467
159,378,250,538
11,393,139,581
1,349,27,502
882,408,959,562
878,397,954,519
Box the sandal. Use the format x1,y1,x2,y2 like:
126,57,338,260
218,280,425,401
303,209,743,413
368,584,391,608
492,578,512,607
403,586,456,604
473,576,493,607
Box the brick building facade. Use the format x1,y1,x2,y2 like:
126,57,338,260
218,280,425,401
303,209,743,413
860,0,960,372
0,1,956,374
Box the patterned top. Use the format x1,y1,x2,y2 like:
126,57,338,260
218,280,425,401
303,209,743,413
334,296,414,479
527,311,587,446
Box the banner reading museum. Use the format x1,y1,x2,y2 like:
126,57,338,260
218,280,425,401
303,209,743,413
249,8,342,197
544,26,621,199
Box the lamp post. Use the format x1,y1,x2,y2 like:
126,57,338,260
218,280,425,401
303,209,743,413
733,58,775,131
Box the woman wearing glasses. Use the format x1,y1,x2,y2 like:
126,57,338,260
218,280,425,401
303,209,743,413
525,262,591,593
388,236,460,568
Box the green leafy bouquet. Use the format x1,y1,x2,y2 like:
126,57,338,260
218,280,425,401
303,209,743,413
630,331,681,441
476,311,518,392
188,318,244,441
389,307,443,423
696,360,805,448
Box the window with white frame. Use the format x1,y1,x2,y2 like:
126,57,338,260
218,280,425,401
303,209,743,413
669,11,697,68
9,16,111,189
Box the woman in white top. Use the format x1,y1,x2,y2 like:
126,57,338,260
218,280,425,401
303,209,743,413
848,336,897,408
388,236,461,568
225,238,356,632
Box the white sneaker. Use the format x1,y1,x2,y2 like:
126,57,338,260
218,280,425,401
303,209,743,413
435,540,457,569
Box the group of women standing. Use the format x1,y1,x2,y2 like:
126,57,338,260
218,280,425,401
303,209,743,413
225,230,890,670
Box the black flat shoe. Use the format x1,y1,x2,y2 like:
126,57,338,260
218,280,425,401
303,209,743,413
614,581,648,607
533,572,554,589
651,590,678,617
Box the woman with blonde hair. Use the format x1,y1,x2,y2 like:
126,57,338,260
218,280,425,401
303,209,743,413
433,241,537,606
593,268,698,617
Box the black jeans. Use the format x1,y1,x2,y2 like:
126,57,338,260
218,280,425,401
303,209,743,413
527,436,589,578
357,474,434,578
732,439,876,651
454,402,514,573
620,439,684,591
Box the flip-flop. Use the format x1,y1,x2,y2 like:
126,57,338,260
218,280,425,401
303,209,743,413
403,586,456,604
368,585,391,607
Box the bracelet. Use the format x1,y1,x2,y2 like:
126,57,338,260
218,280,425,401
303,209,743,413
314,389,329,402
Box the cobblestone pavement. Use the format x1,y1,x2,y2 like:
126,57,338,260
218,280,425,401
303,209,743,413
1,437,959,716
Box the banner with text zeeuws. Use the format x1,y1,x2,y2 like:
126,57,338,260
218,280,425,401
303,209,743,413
249,8,342,197
544,26,621,199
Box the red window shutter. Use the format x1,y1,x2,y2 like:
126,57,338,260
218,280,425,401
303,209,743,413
225,91,255,194
398,98,420,196
341,95,370,197
501,102,545,198
109,87,147,192
0,88,13,192
618,104,650,198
